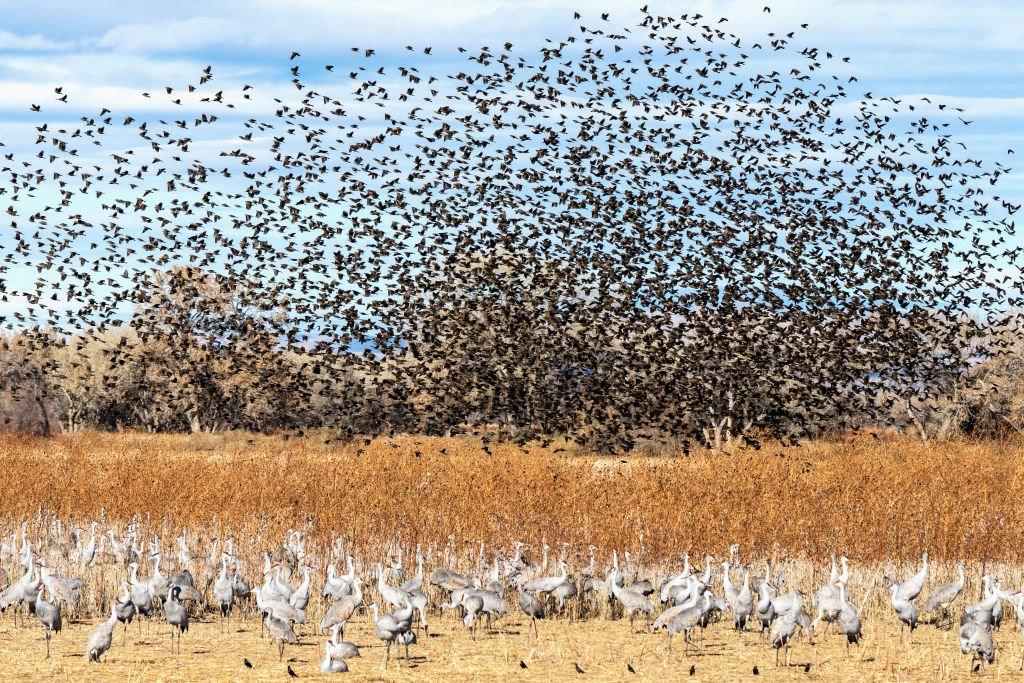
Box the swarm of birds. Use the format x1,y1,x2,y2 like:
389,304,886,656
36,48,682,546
0,6,1019,449
0,517,1018,674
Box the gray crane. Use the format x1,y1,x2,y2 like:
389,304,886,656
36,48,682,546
265,604,299,661
289,564,311,611
320,576,363,638
608,568,654,632
959,620,996,671
113,581,136,642
770,590,802,667
33,581,62,659
213,554,234,629
730,570,754,632
517,581,545,637
923,563,964,627
837,584,862,656
163,585,189,654
463,593,485,639
665,593,709,654
889,581,918,642
0,559,35,626
370,601,413,667
86,602,119,663
893,552,928,602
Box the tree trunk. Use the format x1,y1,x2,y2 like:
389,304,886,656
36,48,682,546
906,403,929,441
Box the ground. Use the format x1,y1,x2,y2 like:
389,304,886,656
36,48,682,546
0,605,1017,681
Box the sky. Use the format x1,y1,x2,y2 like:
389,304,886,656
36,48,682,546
0,0,1021,327
0,0,1019,194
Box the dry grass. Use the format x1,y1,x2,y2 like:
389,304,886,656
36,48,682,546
0,432,1022,562
0,589,1021,681
3,432,1024,680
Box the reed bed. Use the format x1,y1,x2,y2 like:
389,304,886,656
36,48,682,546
0,432,1021,563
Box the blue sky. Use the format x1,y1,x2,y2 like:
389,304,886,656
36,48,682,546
0,0,1019,186
0,0,1019,193
0,0,1021,326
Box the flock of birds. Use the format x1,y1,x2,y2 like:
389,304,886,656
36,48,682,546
0,6,1019,446
0,521,1020,674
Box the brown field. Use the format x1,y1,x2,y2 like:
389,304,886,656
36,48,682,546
1,432,1023,561
2,432,1024,680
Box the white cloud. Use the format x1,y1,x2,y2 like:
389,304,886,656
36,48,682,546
0,29,73,51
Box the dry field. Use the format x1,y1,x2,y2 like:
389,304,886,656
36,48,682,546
2,432,1024,680
1,597,1023,682
1,431,1024,561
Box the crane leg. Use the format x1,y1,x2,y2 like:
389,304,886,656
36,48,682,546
45,630,51,659
278,642,284,661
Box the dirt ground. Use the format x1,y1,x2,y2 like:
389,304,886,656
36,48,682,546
0,605,1018,682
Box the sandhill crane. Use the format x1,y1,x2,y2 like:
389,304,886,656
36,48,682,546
163,586,189,654
771,590,802,667
463,593,485,638
231,561,251,600
553,575,579,615
472,585,509,629
147,552,169,604
608,568,654,632
0,558,35,626
659,553,691,603
893,552,928,602
837,584,862,656
321,576,363,637
321,622,361,671
401,545,425,593
113,581,135,642
320,643,349,672
79,522,99,569
812,555,848,633
923,563,964,627
370,601,413,667
526,559,569,593
323,557,352,599
962,576,1000,628
889,581,918,641
87,602,119,662
289,564,311,612
653,578,698,630
722,561,739,604
37,558,83,610
732,570,754,632
327,623,360,659
960,620,996,670
377,562,410,609
176,531,196,568
214,554,234,629
665,593,711,653
272,565,295,602
517,581,545,637
33,581,62,659
127,562,154,622
265,604,299,661
169,570,204,604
